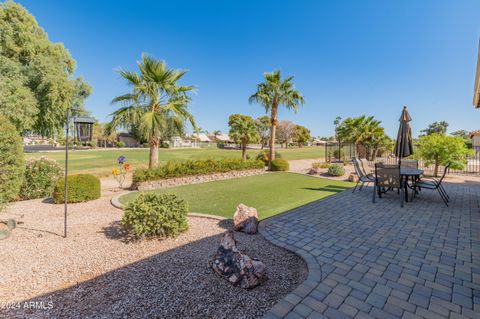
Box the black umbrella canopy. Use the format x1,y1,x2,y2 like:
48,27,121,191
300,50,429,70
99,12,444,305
395,106,414,158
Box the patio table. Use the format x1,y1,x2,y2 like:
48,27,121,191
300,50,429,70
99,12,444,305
400,168,423,202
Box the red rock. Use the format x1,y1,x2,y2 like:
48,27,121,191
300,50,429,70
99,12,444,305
233,204,259,234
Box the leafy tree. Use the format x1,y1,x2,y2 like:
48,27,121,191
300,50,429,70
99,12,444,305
228,114,259,160
420,121,449,136
416,134,473,176
0,1,91,135
92,123,117,148
255,116,271,149
450,130,470,139
212,130,222,140
276,120,297,148
107,54,196,168
294,125,311,147
249,70,304,169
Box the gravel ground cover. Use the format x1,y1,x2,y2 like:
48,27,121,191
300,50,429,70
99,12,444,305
0,179,306,319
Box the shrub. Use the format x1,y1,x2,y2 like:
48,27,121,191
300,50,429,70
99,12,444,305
53,174,101,203
311,161,331,169
333,149,344,160
256,150,281,165
328,163,345,176
0,115,24,211
122,193,189,238
117,141,126,148
133,158,265,183
20,158,63,199
270,158,289,171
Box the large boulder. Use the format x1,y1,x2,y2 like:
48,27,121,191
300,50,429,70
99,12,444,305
212,231,267,289
233,204,259,234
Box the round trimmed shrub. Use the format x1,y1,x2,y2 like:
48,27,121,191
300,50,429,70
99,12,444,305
256,150,282,165
53,174,101,203
270,158,289,171
122,193,189,239
0,115,24,211
20,158,63,199
327,163,345,176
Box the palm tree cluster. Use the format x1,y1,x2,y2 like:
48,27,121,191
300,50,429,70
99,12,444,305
107,54,196,168
336,115,393,160
249,70,305,169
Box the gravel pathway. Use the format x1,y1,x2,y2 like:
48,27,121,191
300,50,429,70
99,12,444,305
0,178,306,319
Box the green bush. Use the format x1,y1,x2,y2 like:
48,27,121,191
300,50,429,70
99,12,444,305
122,193,189,238
270,158,289,171
160,141,170,148
327,163,345,176
0,115,24,211
117,141,126,148
20,158,63,199
311,161,331,169
256,150,282,165
133,158,265,183
53,174,101,203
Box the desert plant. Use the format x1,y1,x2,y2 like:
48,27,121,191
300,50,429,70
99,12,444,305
328,163,345,176
270,158,289,171
256,150,281,166
0,115,24,211
311,161,331,169
20,158,63,199
122,193,189,238
116,141,126,148
53,174,101,203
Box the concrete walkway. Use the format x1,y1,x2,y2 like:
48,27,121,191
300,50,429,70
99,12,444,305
259,179,480,319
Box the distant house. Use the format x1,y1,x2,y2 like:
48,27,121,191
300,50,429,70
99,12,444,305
191,133,211,143
117,133,140,147
213,133,232,143
474,41,480,108
470,131,480,155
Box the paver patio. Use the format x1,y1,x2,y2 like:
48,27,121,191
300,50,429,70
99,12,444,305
259,179,480,319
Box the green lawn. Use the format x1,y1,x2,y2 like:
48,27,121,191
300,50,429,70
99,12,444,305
26,147,325,176
119,172,352,219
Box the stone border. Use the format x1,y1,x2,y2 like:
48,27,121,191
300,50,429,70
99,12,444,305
132,168,266,191
258,218,322,319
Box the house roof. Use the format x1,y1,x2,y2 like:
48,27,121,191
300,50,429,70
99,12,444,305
215,133,231,142
470,130,480,138
474,40,480,108
192,133,211,142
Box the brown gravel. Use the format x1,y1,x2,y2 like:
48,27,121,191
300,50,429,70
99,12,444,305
0,178,307,319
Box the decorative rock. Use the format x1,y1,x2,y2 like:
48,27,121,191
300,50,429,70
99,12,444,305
308,167,320,175
212,231,267,289
233,204,259,234
348,174,359,183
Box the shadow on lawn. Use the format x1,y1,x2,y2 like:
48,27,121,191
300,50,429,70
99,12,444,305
302,184,352,193
2,219,307,319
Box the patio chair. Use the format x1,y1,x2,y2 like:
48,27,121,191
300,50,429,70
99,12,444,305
414,163,450,206
400,159,419,169
372,163,404,207
359,158,374,177
352,158,374,193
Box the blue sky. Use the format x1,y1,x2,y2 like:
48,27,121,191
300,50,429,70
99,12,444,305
16,0,480,137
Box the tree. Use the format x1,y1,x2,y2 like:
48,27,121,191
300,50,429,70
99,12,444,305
420,121,449,136
107,54,196,168
92,123,117,148
0,1,91,135
416,134,473,176
249,70,304,169
212,130,222,141
228,114,259,160
255,116,271,149
450,130,470,139
336,115,386,159
276,120,296,148
294,125,311,147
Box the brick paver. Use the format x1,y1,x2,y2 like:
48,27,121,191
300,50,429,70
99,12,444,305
259,181,480,318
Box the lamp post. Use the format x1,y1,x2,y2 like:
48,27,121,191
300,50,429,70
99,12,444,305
64,110,94,238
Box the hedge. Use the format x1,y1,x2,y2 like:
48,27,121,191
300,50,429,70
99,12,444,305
53,174,101,203
20,157,63,199
133,158,265,183
0,115,24,211
270,158,290,171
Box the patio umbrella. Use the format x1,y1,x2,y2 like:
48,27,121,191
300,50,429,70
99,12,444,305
395,106,414,158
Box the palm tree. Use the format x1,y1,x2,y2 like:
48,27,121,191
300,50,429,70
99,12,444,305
249,70,304,169
107,54,196,168
228,114,259,160
212,130,222,141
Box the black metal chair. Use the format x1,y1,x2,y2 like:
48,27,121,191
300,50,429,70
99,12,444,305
352,158,374,193
399,159,419,169
372,163,404,207
414,163,450,206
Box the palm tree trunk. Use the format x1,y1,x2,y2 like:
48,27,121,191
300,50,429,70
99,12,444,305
242,141,247,160
149,138,159,168
269,103,278,170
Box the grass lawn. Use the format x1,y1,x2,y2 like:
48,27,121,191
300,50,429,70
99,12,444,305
26,147,325,176
119,172,353,220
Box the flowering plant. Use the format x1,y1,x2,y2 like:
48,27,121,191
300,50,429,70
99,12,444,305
112,155,131,188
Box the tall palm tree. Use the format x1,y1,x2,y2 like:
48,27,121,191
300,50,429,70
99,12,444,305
249,70,304,169
228,114,259,160
107,54,196,168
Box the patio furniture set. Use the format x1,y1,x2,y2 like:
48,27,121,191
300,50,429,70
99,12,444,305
352,158,450,207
